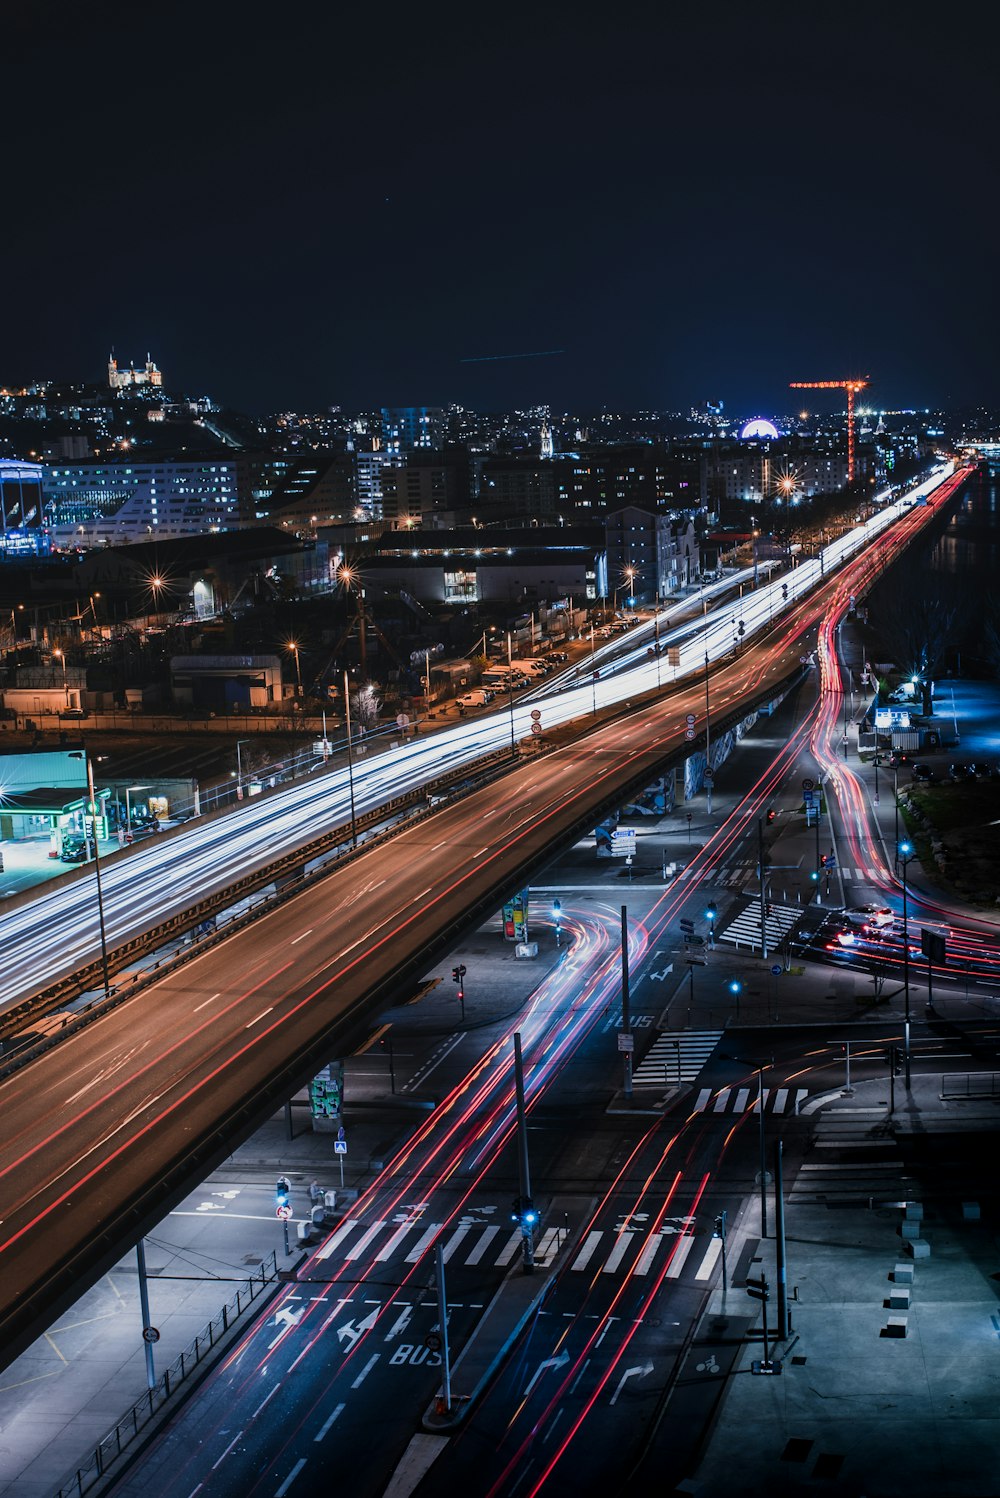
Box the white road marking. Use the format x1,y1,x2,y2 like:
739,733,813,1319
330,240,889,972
694,1238,722,1281
252,1385,279,1420
314,1403,345,1441
212,1430,243,1469
275,1458,307,1496
351,1354,380,1389
291,930,313,944
246,1008,273,1029
193,992,222,1013
664,1234,696,1278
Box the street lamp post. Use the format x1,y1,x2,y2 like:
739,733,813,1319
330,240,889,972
54,648,68,706
235,738,251,801
343,669,358,848
899,840,913,1088
506,630,517,757
83,755,111,1003
590,623,597,717
286,641,302,696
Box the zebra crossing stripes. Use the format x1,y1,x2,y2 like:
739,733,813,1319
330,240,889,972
632,1030,723,1086
692,1085,807,1115
314,1213,728,1285
716,901,800,947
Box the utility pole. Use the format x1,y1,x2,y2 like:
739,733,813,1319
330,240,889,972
513,1033,535,1273
758,1067,768,1238
433,1243,452,1414
620,905,633,1100
774,1139,788,1340
758,819,769,960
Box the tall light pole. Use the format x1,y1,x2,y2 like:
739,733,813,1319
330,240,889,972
704,650,713,814
343,670,358,847
590,623,597,716
286,640,302,695
624,564,636,610
235,738,252,800
506,630,516,757
53,647,68,705
83,755,111,1003
899,840,913,1088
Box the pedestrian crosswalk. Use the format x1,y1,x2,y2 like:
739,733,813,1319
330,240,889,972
690,1085,808,1115
312,1211,728,1284
716,861,883,889
632,1030,723,1085
716,901,801,948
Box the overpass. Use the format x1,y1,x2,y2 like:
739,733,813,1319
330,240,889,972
0,464,970,1369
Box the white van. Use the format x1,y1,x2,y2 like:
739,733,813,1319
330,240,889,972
511,659,550,677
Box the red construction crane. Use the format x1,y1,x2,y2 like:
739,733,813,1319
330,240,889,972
789,377,869,485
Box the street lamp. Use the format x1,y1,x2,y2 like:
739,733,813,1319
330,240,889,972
553,899,562,947
705,903,717,947
286,640,302,695
624,564,636,610
53,648,68,705
235,738,252,800
899,840,914,1088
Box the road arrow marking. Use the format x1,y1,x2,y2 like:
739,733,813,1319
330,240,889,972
649,965,674,982
610,1360,654,1405
523,1348,570,1397
336,1305,379,1351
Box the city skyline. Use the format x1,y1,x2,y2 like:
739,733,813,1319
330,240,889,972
6,5,999,415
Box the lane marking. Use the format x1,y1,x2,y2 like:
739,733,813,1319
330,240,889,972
275,1458,307,1496
351,1354,380,1389
193,992,222,1013
291,930,313,945
246,1008,274,1029
212,1430,244,1469
253,1384,280,1419
314,1403,345,1442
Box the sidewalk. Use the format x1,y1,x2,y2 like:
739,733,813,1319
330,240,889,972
683,1073,1000,1498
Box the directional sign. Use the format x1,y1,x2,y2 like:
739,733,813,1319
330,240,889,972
771,964,783,977
617,1031,635,1052
679,918,695,931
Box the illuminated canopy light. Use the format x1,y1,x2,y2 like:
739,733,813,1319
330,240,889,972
740,418,780,440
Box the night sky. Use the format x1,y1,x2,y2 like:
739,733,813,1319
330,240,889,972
6,3,999,416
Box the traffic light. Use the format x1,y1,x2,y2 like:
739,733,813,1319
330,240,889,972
452,963,466,984
782,583,789,600
820,853,828,868
510,1196,538,1230
890,1045,903,1076
766,901,773,917
705,904,717,923
766,807,776,824
276,1176,290,1208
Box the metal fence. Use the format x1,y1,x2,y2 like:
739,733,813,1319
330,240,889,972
53,1250,279,1498
941,1072,1000,1100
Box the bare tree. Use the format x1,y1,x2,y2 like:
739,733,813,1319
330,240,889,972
350,681,383,732
873,573,966,714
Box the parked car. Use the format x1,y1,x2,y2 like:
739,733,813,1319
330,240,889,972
949,762,974,781
974,761,994,780
911,763,934,783
59,836,89,863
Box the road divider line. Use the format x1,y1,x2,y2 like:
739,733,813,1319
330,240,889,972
314,1403,345,1442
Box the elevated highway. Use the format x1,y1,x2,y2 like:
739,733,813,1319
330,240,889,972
0,463,970,1370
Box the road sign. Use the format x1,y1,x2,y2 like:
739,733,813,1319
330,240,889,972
686,955,706,966
276,1203,293,1220
680,918,694,931
530,708,542,721
685,713,696,726
142,1326,160,1344
531,722,542,735
684,728,696,741
334,1140,348,1155
617,1031,634,1052
124,831,134,844
396,713,410,729
610,829,636,857
770,964,783,977
802,777,814,791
